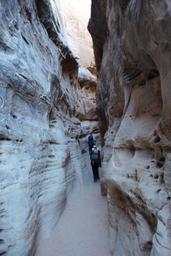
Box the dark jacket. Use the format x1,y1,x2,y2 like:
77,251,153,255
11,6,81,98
88,134,94,146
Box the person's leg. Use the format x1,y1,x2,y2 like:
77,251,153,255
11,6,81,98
96,166,100,180
91,164,97,182
94,164,99,182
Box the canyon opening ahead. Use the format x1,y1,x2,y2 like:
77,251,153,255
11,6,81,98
0,1,171,256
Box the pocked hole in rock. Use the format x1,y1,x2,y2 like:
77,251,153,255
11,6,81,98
129,144,136,157
11,113,17,119
154,135,161,143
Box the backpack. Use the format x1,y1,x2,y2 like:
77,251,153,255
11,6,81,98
91,148,99,160
91,148,100,165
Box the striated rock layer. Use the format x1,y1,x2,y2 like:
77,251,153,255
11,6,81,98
89,1,171,256
54,0,94,68
0,1,96,255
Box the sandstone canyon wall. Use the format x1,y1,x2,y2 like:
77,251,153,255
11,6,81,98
89,1,171,256
0,1,96,255
52,0,94,68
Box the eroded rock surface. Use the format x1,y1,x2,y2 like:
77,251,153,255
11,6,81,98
89,1,171,255
0,1,96,255
54,0,94,68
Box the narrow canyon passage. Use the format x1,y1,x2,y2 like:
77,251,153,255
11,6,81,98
2,1,171,255
36,139,110,256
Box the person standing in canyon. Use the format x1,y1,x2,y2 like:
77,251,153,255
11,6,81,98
90,145,101,182
88,133,95,153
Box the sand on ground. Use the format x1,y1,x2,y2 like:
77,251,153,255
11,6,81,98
36,141,110,256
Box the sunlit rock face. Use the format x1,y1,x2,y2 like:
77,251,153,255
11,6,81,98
89,1,171,255
52,0,94,68
0,1,96,255
77,67,97,121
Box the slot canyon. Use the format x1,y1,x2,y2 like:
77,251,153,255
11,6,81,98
0,1,171,256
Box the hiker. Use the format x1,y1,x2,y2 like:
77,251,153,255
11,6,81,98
90,145,101,182
75,134,80,145
88,133,95,153
79,123,83,136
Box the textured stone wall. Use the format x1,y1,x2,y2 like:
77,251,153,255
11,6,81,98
54,0,94,68
0,1,96,255
89,1,171,255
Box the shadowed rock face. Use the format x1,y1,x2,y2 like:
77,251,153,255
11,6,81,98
0,1,96,255
89,0,171,255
